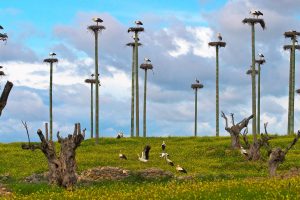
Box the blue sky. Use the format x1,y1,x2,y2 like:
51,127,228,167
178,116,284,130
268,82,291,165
1,0,300,142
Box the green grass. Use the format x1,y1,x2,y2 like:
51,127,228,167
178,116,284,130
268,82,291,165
1,135,300,199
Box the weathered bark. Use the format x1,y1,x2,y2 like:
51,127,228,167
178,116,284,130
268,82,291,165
221,111,253,149
268,131,300,176
0,81,13,116
22,124,85,188
243,123,272,161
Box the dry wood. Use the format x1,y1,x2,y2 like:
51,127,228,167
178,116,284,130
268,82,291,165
0,81,13,116
268,130,300,176
221,111,253,149
22,123,86,188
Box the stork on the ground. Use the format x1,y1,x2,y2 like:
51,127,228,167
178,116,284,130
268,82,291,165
160,152,169,158
116,132,124,139
49,52,56,57
135,20,143,26
144,58,151,63
161,141,166,151
249,10,263,18
93,17,103,25
119,152,127,160
240,146,248,156
176,165,187,173
143,145,151,160
138,152,148,162
165,157,174,166
217,33,222,41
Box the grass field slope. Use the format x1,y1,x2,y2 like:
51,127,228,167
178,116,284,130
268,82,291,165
1,135,300,199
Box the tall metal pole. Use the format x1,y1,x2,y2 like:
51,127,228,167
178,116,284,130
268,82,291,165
91,82,94,138
143,69,147,137
288,48,293,135
194,88,198,137
257,62,261,134
134,32,140,137
251,24,257,141
131,44,135,137
216,46,219,137
291,38,296,134
49,62,53,141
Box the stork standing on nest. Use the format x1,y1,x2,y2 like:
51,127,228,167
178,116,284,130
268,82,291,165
93,17,103,25
217,33,222,41
144,57,151,63
176,165,187,173
250,10,263,18
135,20,143,26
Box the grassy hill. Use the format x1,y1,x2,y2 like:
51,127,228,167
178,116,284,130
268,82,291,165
1,135,300,199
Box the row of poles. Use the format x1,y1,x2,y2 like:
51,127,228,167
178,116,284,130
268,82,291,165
192,11,300,139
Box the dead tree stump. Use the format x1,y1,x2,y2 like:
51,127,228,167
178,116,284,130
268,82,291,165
0,81,13,116
221,111,253,149
242,123,272,161
268,131,300,176
22,124,85,188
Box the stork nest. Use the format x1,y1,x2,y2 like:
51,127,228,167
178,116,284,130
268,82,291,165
140,63,153,70
255,59,266,64
0,71,5,76
283,45,300,50
128,27,144,33
246,69,258,75
85,79,96,84
43,58,58,63
296,89,300,94
208,41,226,47
126,42,142,47
284,31,300,38
87,25,106,32
191,83,204,89
242,18,266,29
0,33,7,39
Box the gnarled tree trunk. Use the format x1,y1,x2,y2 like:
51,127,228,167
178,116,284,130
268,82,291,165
0,81,13,116
268,131,300,176
22,123,85,188
221,111,253,149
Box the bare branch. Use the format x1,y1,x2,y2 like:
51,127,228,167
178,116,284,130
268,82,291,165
230,113,235,126
57,131,62,143
264,122,268,135
21,120,31,146
221,111,229,130
284,130,300,154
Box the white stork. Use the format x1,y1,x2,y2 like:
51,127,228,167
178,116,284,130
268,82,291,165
240,146,248,156
258,53,264,58
165,157,174,166
176,165,187,173
138,152,148,162
135,20,143,26
93,17,103,25
144,58,151,63
160,152,169,158
119,153,127,160
249,10,263,18
49,52,56,57
161,141,166,151
217,33,222,41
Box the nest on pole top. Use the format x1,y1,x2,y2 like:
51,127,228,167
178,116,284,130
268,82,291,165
284,31,300,38
296,89,300,94
191,83,204,89
208,41,226,47
246,69,258,75
43,58,58,63
87,25,106,33
128,27,144,33
283,45,300,50
255,59,266,65
140,63,153,70
85,79,96,84
126,42,142,47
242,18,266,29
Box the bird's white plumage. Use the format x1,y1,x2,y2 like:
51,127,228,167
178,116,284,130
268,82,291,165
135,20,143,26
217,33,222,41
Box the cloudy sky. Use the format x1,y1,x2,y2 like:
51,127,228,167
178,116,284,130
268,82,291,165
0,0,300,142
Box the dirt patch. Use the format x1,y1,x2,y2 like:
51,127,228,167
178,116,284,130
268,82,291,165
24,172,48,184
0,184,12,197
137,168,174,179
79,166,130,182
279,167,300,179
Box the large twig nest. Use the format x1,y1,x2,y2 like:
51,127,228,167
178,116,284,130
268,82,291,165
242,18,266,29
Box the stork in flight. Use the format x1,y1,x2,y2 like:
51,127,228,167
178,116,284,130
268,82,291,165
138,152,148,162
135,20,143,26
249,10,263,18
217,33,222,41
93,17,103,25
